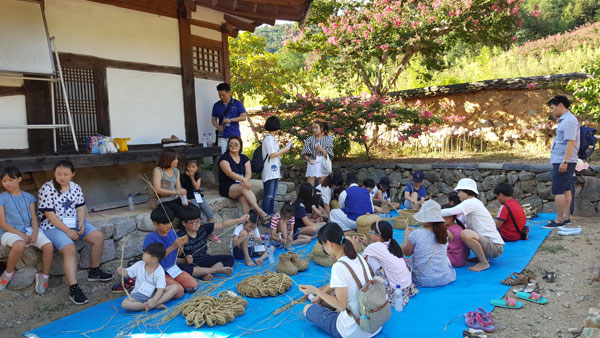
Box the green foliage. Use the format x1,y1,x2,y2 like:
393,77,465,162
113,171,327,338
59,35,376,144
289,0,526,97
229,32,314,108
517,0,600,42
276,95,442,158
567,60,600,123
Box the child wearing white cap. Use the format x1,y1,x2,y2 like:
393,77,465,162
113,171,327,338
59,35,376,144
441,178,504,272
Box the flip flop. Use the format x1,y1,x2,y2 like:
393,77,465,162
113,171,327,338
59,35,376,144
490,297,523,309
464,309,496,333
513,281,539,294
516,291,548,304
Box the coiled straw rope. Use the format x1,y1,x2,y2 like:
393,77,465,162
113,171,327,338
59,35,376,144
181,290,247,328
237,272,292,298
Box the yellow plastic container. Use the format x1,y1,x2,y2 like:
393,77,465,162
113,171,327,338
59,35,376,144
114,138,131,152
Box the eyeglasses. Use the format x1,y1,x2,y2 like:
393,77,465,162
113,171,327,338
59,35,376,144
368,231,380,235
229,143,240,147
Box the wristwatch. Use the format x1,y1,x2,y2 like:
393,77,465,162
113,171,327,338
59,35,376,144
561,160,568,164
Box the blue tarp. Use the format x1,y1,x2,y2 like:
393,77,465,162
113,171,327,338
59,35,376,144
24,213,554,338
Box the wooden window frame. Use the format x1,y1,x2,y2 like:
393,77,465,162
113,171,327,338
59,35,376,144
190,35,224,81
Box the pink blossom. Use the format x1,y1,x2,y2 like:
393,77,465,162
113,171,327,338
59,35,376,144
332,115,338,121
420,110,433,119
411,132,421,138
393,19,402,27
334,128,344,133
398,135,407,142
512,35,517,41
361,135,368,142
368,112,375,119
387,112,396,118
449,9,455,17
379,44,390,51
415,99,422,106
527,83,537,89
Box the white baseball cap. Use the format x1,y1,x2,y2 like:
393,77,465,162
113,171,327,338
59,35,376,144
413,200,445,223
454,178,479,195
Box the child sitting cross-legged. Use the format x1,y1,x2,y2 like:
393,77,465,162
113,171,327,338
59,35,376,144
269,202,313,250
117,243,178,311
143,207,197,299
0,166,54,295
231,210,274,267
177,205,247,280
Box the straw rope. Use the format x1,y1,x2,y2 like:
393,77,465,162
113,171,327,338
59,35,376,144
181,290,247,328
237,272,292,298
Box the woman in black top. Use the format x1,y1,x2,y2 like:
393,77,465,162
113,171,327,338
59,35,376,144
218,136,270,225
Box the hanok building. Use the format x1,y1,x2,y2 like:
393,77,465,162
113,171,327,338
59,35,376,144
0,0,311,209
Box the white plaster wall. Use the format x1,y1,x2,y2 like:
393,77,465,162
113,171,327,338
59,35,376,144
107,68,185,145
191,7,224,24
0,95,28,149
195,78,221,144
191,26,222,41
46,0,180,67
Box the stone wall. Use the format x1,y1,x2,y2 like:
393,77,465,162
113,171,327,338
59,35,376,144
0,180,296,290
282,162,600,216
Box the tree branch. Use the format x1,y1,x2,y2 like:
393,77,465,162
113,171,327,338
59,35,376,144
374,49,390,95
355,62,377,95
382,48,415,97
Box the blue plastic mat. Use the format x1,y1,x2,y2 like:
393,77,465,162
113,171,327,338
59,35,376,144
24,213,554,338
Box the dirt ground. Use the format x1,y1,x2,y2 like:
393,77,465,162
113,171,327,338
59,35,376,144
1,217,598,338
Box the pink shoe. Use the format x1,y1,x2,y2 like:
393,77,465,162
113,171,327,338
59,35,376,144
209,234,221,243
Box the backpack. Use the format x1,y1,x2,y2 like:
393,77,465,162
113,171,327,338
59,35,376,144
339,256,391,334
251,142,268,173
578,126,597,160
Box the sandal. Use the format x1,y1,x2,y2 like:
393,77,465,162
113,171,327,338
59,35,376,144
463,328,487,338
513,281,539,294
501,272,531,286
542,270,556,283
490,297,523,309
516,291,548,304
260,215,272,227
464,308,495,333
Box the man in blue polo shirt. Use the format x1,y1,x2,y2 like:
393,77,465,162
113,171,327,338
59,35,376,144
211,83,247,153
329,173,374,231
544,95,579,228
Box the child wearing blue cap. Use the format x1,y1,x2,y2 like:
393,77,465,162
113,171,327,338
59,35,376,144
403,171,426,210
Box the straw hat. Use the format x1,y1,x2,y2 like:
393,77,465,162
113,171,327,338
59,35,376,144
413,200,445,223
454,178,479,195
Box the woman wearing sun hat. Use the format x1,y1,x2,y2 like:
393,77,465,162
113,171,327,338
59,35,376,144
402,200,456,287
441,178,504,272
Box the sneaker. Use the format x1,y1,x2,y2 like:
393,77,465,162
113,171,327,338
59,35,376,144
0,271,14,291
542,220,564,229
88,269,113,282
111,278,135,293
562,219,571,225
69,285,89,305
34,273,49,295
184,287,197,293
209,234,221,243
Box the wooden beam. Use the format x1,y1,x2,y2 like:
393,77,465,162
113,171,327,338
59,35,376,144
0,86,24,97
220,23,238,37
178,0,199,145
93,67,111,137
233,0,238,9
196,0,304,21
243,0,306,5
190,18,222,31
58,53,181,75
212,0,218,5
224,14,256,32
252,3,257,12
222,32,231,84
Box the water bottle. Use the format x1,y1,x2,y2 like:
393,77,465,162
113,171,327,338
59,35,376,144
394,285,403,312
208,132,213,146
181,193,189,206
128,194,135,211
248,236,254,255
202,133,208,147
264,232,270,248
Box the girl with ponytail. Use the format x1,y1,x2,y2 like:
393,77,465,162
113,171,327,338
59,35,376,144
361,221,418,308
402,200,456,287
299,222,380,337
442,204,470,267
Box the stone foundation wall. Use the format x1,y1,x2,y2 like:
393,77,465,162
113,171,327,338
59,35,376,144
0,180,296,290
282,162,600,216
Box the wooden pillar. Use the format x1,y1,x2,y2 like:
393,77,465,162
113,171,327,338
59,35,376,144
222,31,231,84
178,0,199,145
24,80,52,155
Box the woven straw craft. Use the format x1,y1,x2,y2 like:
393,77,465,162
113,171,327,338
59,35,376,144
311,241,334,267
276,252,309,275
356,214,383,237
237,272,292,298
181,290,247,328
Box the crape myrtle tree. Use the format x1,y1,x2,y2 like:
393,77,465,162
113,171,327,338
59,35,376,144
277,0,527,157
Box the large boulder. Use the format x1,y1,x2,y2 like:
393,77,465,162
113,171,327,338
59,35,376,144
518,171,535,181
20,247,42,267
94,221,116,239
508,173,519,185
7,267,36,290
520,195,543,214
79,240,116,269
135,213,155,232
115,231,147,260
574,200,597,217
579,177,600,201
542,202,556,213
537,182,553,200
112,217,137,240
520,180,537,194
